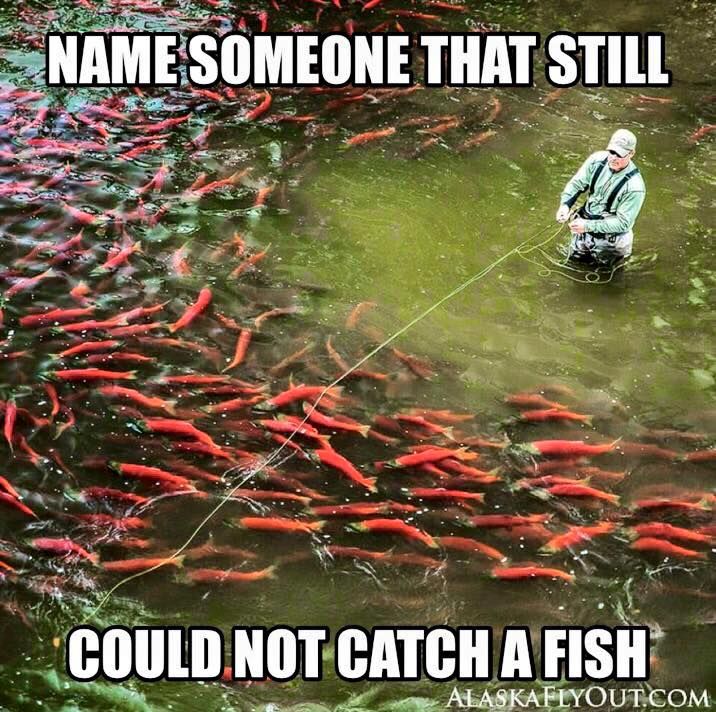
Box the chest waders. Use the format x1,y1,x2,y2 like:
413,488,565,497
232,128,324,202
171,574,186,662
577,158,641,242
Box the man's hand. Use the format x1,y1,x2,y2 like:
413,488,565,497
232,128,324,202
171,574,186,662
555,204,570,223
569,217,587,234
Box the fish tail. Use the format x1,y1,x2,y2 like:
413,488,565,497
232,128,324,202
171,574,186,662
358,425,370,438
443,426,455,441
252,400,275,412
364,478,378,493
228,171,244,186
176,571,192,585
173,554,185,568
164,400,178,416
89,553,101,565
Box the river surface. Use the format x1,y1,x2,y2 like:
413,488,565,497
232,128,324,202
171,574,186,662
0,0,714,710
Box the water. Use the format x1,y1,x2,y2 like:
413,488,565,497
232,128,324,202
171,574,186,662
0,0,714,710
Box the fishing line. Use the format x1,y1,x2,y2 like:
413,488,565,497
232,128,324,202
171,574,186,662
80,219,581,624
515,221,627,284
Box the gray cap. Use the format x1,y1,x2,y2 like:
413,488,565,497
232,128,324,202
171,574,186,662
607,129,637,157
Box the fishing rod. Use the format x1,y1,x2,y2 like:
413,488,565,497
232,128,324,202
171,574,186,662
82,219,570,623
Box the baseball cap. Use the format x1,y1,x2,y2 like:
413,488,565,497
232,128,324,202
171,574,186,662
607,129,637,157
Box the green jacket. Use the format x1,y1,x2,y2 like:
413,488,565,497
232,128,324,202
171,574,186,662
560,150,646,234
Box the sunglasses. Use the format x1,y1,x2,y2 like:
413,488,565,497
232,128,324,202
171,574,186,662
608,149,626,157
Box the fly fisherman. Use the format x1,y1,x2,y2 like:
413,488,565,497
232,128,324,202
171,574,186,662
555,129,646,267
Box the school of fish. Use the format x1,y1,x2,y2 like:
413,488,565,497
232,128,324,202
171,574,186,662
0,0,713,649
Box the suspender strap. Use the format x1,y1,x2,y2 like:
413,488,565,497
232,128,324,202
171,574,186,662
589,158,607,194
605,167,640,213
564,157,607,207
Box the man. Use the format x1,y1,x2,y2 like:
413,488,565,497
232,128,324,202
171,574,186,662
556,129,646,268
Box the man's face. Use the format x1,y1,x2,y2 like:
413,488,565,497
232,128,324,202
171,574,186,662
607,149,633,171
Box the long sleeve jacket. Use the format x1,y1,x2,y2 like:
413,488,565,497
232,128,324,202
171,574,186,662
560,150,646,234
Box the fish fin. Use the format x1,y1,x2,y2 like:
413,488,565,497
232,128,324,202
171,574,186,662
264,565,278,579
164,400,178,416
443,426,455,441
89,553,101,565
